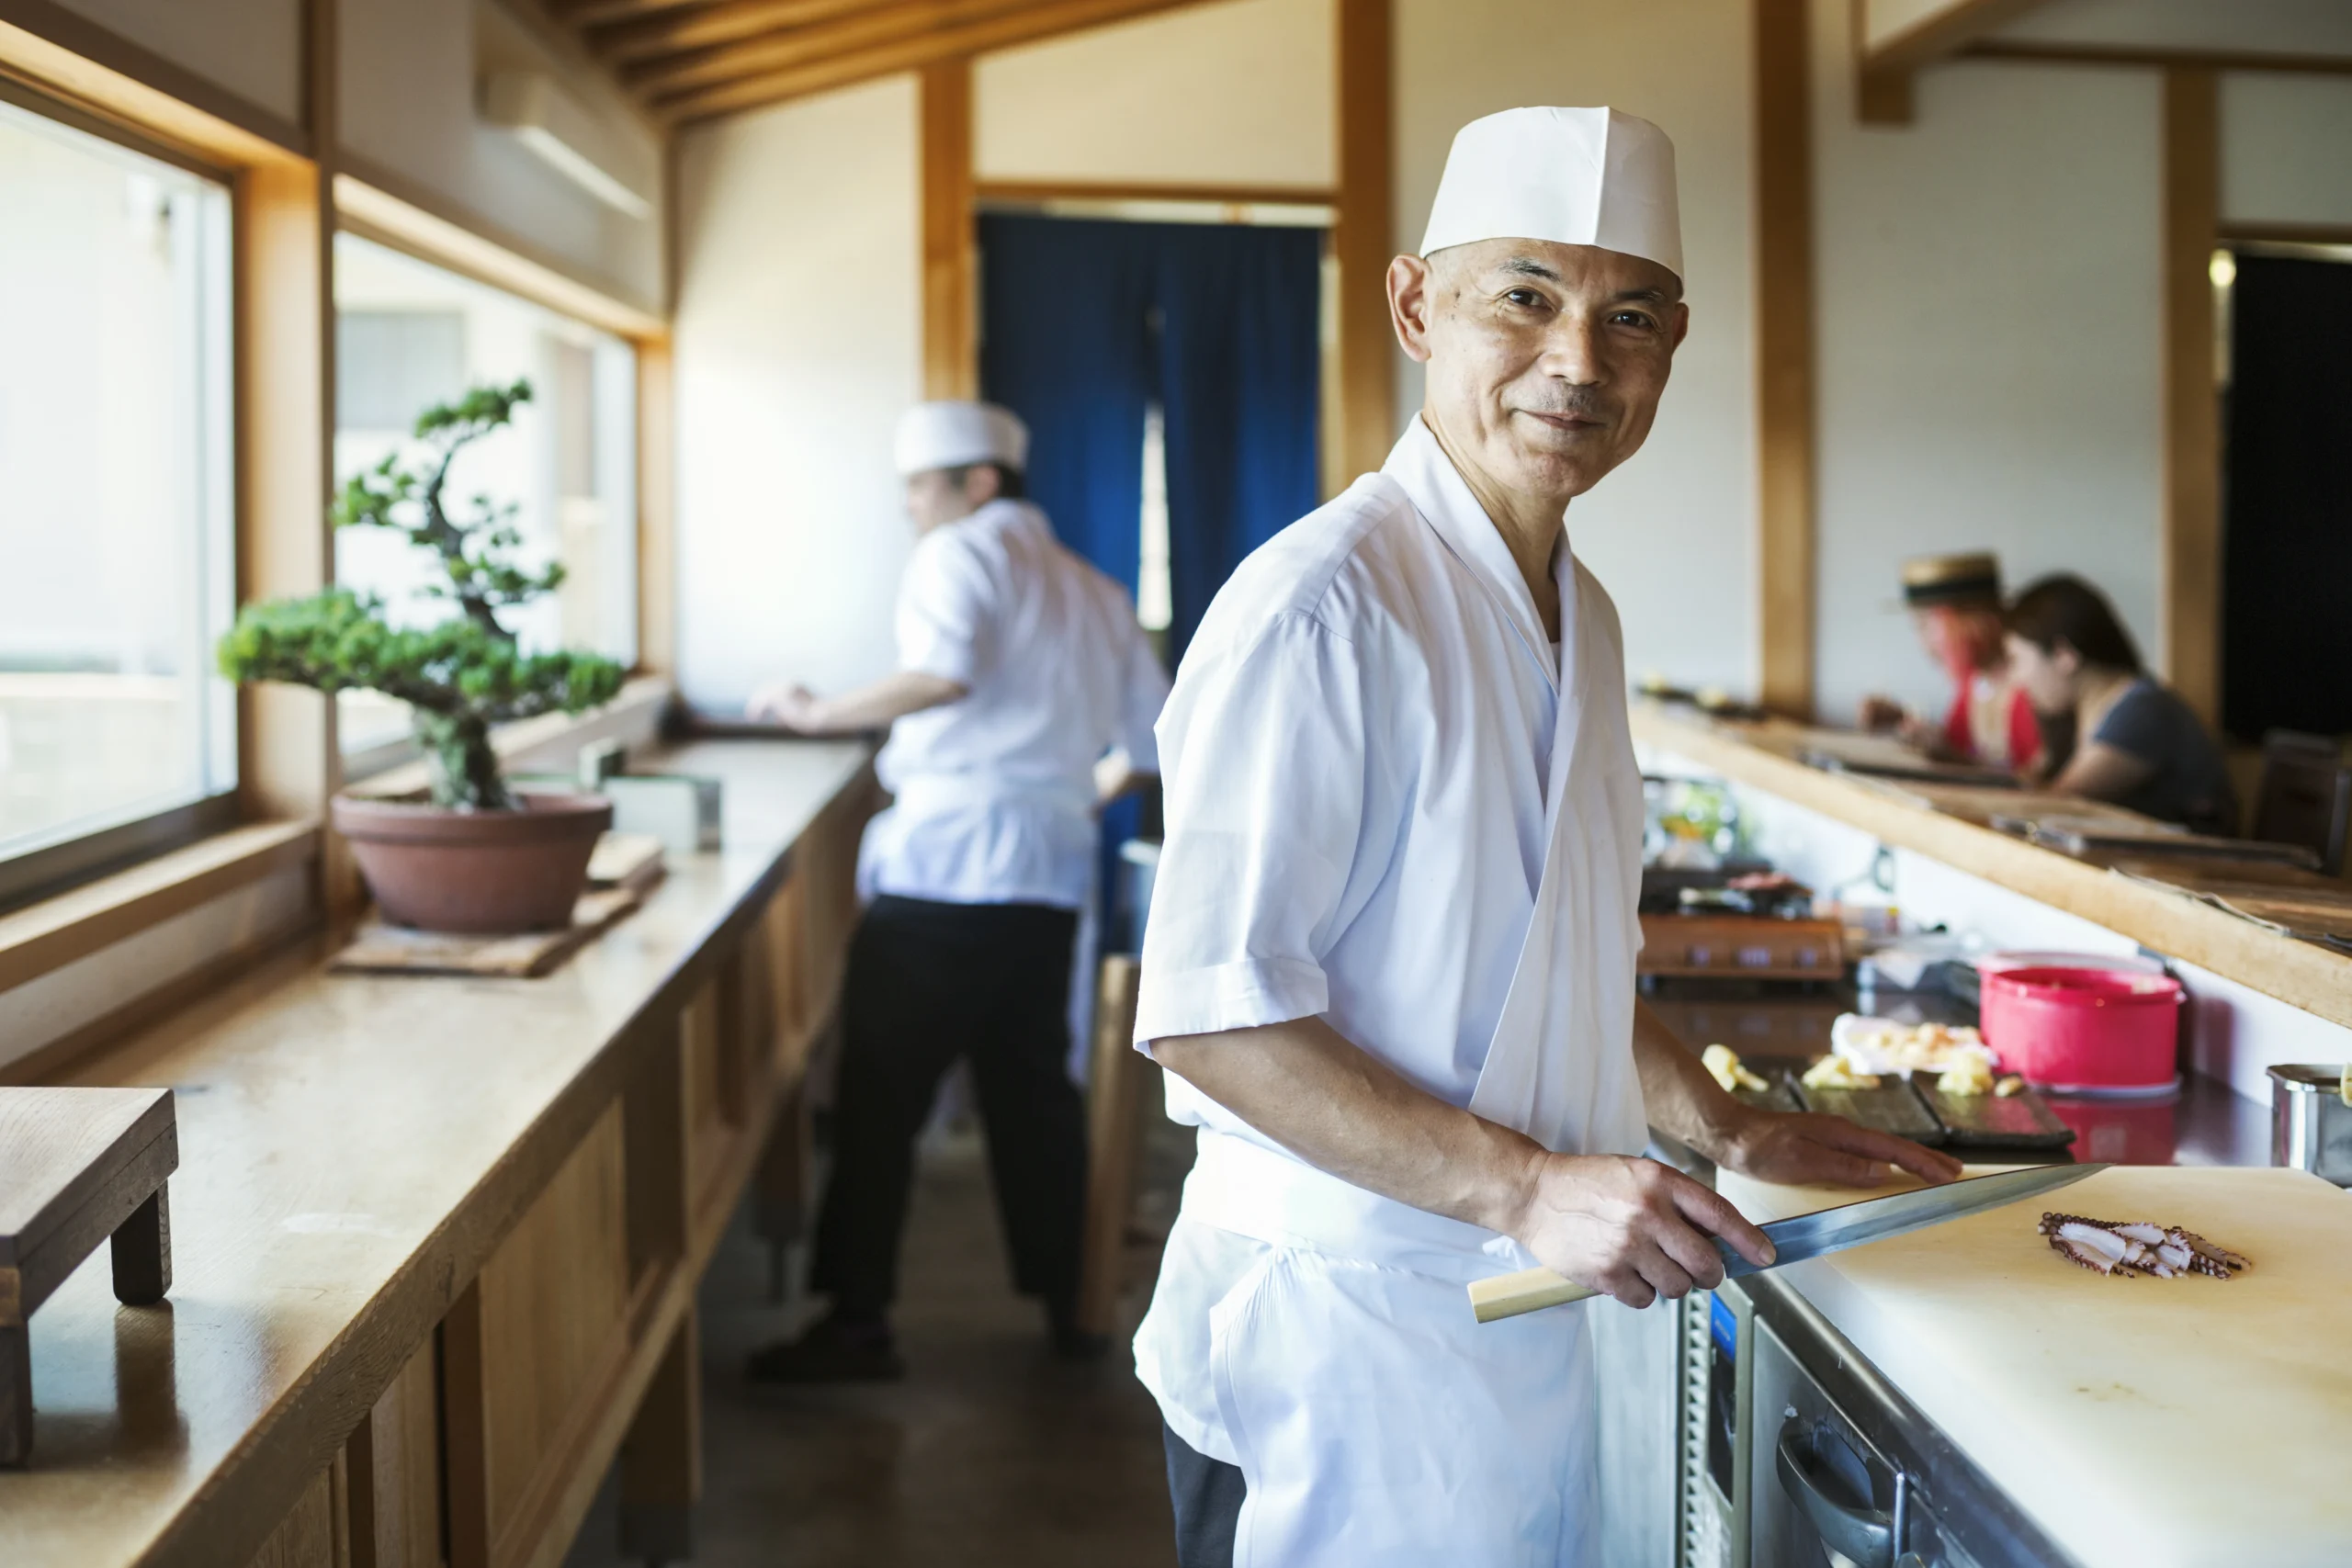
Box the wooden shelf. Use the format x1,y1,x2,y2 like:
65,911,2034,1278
1632,703,2352,1031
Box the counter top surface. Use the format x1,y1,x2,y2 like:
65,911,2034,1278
1633,702,2352,1032
0,739,870,1568
1720,1162,2352,1568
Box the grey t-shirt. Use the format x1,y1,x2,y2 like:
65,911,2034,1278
2093,679,2237,835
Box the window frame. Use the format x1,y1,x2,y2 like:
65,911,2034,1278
0,75,246,911
0,35,677,1075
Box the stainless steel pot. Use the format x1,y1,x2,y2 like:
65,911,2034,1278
2269,1064,2352,1187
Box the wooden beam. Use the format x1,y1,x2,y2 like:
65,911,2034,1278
592,0,889,62
652,0,1209,118
1756,0,1816,719
919,57,976,400
1854,0,2051,126
1330,0,1392,483
629,0,1035,95
558,0,709,27
2161,66,2222,727
637,340,678,675
1965,39,2352,77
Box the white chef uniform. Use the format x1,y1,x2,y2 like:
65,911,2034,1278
1129,412,1652,1565
859,496,1169,909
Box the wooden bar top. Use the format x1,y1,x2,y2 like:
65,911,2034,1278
0,739,869,1568
1631,702,2352,1031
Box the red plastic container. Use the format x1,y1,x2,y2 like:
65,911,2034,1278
1980,964,2182,1093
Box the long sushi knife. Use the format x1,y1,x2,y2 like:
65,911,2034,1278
1467,1162,2110,1324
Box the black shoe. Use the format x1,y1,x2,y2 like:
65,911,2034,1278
745,1314,906,1384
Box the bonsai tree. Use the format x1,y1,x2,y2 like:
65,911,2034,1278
219,379,626,810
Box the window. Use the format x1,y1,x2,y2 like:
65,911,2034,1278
1137,400,1172,634
0,97,235,891
332,232,639,762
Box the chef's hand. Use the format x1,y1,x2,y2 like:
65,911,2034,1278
1713,1107,1962,1190
1512,1153,1777,1310
747,682,829,733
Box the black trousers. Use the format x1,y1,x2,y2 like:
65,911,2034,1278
809,893,1086,1319
1164,1421,1245,1568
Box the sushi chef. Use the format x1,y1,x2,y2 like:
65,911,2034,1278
745,400,1169,1380
1130,107,1962,1566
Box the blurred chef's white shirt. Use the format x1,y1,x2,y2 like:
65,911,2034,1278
859,496,1168,909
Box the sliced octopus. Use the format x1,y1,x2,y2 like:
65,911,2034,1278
2036,1213,2253,1280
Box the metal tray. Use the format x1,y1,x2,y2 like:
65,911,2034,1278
1914,1079,2078,1149
1792,1073,1946,1145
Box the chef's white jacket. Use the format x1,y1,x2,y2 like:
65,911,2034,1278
1131,419,1650,1566
860,498,1168,909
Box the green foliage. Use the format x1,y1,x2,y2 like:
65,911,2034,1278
219,379,626,810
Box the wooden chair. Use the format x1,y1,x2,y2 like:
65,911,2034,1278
2253,730,2352,874
1074,954,1145,1337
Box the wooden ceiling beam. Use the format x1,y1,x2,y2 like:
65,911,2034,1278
591,0,896,63
654,0,1208,119
628,0,1035,95
555,0,711,28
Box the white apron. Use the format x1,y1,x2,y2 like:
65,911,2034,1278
1169,533,1648,1568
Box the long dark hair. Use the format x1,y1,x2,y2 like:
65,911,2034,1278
2004,574,2143,673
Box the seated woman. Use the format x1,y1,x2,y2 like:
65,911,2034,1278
2003,574,2239,835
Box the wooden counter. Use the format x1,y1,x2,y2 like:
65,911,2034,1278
1632,703,2352,1031
0,739,877,1568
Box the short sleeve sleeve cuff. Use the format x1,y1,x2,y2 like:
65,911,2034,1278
1132,955,1330,1051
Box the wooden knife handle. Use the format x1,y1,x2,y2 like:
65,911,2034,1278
1467,1267,1599,1323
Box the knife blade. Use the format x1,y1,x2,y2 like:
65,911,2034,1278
1466,1162,2109,1324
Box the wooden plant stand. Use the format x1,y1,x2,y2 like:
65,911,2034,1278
0,1087,178,1465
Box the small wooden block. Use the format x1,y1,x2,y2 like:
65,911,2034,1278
587,831,667,895
0,1086,178,1466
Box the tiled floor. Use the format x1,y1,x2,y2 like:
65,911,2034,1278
566,1117,1187,1567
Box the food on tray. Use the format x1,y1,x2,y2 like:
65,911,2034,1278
1994,1075,2026,1098
2038,1213,2253,1280
1832,1015,1997,1078
1702,1043,1770,1093
1936,1057,1996,1096
1802,1054,1880,1091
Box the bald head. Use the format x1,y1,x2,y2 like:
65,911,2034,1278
1390,236,1688,521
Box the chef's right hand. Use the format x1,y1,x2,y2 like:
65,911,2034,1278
748,682,826,732
1512,1153,1774,1310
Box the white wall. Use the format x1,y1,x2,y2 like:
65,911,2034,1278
48,0,301,123
673,78,922,712
2222,73,2352,229
1811,0,2164,726
975,0,1333,186
338,0,665,309
1394,0,1760,698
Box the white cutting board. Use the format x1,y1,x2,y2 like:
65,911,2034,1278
1716,1163,2352,1568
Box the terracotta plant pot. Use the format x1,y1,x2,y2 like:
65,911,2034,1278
331,792,615,933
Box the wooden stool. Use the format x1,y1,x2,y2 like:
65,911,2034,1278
0,1087,179,1466
1073,955,1145,1338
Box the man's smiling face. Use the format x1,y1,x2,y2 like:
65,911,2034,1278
1394,237,1688,509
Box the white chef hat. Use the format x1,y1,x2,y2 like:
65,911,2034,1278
893,400,1030,476
1419,106,1682,279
